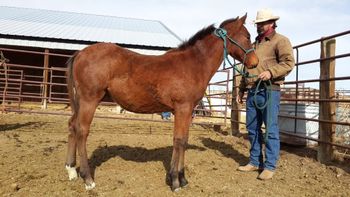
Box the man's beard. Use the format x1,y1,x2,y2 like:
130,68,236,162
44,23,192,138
257,28,264,35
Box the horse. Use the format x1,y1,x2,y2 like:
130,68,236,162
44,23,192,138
65,14,258,191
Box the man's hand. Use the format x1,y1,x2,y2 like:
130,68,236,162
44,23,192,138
236,91,244,104
258,70,272,81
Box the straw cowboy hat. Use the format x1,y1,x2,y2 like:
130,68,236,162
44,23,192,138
253,8,280,24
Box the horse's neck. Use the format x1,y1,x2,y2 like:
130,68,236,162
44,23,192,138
189,35,225,82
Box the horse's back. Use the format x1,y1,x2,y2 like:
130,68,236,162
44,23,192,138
73,43,136,81
76,43,135,65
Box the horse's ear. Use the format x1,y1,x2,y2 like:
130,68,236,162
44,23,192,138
239,13,247,24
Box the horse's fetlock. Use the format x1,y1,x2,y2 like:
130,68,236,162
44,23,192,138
173,138,187,146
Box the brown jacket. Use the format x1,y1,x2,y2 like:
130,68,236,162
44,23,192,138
239,31,295,91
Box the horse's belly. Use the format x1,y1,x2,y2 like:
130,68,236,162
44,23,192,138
108,88,169,114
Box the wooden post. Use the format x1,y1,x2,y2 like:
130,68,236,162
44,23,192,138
41,49,49,109
318,38,336,163
231,73,241,136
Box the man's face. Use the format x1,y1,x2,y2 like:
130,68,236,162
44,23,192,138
256,21,274,35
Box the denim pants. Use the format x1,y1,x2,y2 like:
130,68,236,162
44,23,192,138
161,112,171,119
246,88,280,170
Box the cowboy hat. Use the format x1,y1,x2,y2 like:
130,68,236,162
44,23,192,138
253,8,280,24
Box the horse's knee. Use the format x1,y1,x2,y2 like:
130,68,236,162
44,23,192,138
77,125,90,137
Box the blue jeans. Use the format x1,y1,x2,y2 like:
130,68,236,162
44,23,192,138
161,112,171,119
246,88,280,170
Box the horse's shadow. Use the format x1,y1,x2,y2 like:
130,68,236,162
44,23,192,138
88,143,206,185
0,122,46,132
200,137,249,166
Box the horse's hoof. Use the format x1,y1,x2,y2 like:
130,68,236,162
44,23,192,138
172,186,181,192
65,165,78,181
180,182,188,188
85,182,96,190
180,178,188,188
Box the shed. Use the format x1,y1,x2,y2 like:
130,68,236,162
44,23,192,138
0,6,182,106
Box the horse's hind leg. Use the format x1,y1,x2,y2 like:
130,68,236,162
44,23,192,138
65,114,78,181
75,99,99,190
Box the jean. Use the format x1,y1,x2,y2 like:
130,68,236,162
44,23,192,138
161,112,171,119
246,88,280,170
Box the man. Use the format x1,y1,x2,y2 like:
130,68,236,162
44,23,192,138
236,8,295,180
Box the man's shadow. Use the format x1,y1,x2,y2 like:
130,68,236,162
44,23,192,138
200,137,249,166
88,143,206,186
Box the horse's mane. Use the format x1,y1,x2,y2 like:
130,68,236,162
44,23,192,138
176,17,239,51
177,24,216,50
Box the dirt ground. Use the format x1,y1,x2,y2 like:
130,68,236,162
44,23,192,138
1,111,349,197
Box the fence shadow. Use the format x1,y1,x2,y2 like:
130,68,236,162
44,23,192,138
280,143,350,174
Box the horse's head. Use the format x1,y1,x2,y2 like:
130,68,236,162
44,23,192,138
218,14,258,69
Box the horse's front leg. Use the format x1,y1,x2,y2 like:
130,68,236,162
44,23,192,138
169,104,193,192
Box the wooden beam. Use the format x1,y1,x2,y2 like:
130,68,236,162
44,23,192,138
231,73,241,135
318,38,336,163
41,49,49,109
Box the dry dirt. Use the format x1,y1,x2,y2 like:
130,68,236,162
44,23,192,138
0,111,349,197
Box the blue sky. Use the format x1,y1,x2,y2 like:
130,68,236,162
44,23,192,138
1,0,349,89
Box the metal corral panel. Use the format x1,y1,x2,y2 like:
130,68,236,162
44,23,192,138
336,105,350,145
279,103,319,146
0,6,181,49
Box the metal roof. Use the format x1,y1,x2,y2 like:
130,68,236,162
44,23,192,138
0,6,181,53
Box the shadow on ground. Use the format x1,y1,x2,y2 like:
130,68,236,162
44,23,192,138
200,137,249,166
0,122,47,132
88,143,206,187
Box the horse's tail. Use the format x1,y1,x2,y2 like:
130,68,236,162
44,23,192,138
66,52,79,115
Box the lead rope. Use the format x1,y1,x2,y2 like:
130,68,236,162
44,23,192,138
214,28,272,142
254,80,273,142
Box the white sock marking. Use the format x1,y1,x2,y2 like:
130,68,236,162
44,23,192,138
65,165,78,181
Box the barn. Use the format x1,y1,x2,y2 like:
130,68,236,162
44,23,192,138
0,6,181,107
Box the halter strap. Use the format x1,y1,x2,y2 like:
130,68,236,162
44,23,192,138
214,28,255,77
